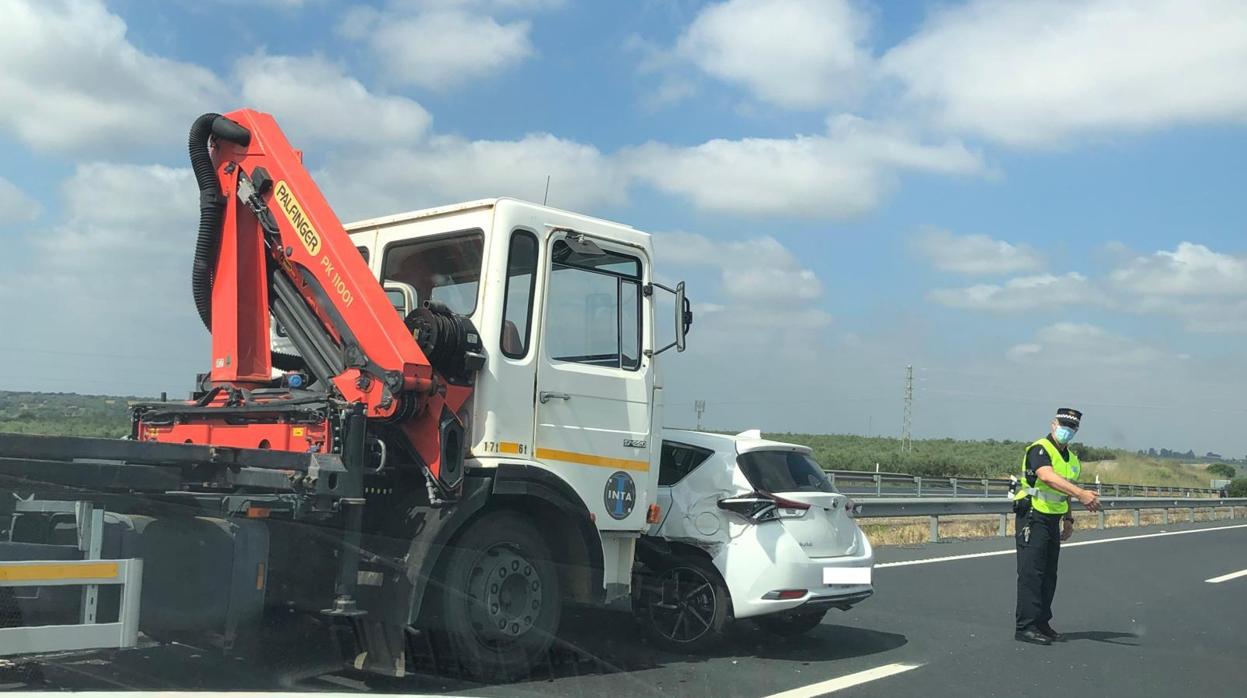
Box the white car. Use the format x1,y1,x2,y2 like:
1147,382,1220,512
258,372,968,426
635,429,874,650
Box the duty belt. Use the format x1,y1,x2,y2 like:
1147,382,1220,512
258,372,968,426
1025,487,1068,504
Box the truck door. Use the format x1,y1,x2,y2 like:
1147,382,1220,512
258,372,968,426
534,232,653,531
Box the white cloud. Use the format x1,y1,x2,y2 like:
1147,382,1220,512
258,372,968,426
624,115,984,218
1007,322,1165,366
236,53,432,146
339,3,536,89
929,241,1247,334
1131,296,1247,334
654,231,831,369
211,0,314,7
911,227,1044,275
317,133,627,222
657,233,823,303
928,272,1095,312
0,0,229,155
0,176,40,226
1103,243,1247,333
0,162,206,396
676,0,872,109
1110,242,1247,297
882,0,1247,147
34,163,196,275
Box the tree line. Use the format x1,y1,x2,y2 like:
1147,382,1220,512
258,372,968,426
764,432,1118,479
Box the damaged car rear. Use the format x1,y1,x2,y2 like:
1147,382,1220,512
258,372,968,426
635,430,874,651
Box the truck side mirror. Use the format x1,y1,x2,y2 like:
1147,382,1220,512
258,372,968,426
647,281,693,356
675,281,691,353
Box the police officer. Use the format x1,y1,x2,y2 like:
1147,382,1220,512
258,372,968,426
1013,408,1102,645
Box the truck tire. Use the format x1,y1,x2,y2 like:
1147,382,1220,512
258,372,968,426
637,553,729,653
753,609,827,637
434,511,561,681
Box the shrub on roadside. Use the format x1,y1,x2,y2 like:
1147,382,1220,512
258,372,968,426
1228,478,1247,497
1207,463,1237,479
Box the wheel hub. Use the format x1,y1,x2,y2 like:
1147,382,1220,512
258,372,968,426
468,546,542,642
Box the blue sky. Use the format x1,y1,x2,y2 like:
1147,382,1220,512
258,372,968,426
2,0,1247,456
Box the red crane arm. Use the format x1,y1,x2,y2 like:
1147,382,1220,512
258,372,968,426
208,109,433,416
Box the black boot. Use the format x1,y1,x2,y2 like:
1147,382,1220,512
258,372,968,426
1037,623,1064,641
1015,627,1053,645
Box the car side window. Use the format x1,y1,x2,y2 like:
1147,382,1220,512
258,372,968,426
658,442,715,486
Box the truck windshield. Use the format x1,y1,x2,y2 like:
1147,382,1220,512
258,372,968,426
381,231,484,316
736,450,837,494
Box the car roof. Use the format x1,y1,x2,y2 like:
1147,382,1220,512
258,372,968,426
662,428,813,456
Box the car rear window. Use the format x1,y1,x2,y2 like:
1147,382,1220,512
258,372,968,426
736,450,837,493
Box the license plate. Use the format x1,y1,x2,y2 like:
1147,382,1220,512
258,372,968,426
823,566,871,585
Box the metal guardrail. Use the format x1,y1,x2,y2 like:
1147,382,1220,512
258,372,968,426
1,499,143,656
0,558,143,655
853,496,1247,543
827,470,1225,499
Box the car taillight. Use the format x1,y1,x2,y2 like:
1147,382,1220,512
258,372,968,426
762,589,808,600
717,492,810,523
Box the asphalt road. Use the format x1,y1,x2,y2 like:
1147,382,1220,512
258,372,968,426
5,520,1245,697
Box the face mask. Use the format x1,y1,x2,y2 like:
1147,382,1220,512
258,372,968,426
1054,426,1076,444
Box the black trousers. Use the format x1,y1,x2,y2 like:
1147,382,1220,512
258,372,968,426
1015,509,1062,630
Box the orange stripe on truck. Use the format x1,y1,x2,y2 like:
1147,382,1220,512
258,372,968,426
535,448,649,472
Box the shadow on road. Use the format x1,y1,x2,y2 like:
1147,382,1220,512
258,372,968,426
371,608,908,694
1061,630,1140,646
15,608,907,694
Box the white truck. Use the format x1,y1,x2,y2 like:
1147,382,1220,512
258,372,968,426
0,110,692,681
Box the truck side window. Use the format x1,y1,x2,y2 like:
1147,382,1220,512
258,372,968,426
381,231,484,316
546,239,643,370
355,246,370,264
659,442,715,486
501,231,538,358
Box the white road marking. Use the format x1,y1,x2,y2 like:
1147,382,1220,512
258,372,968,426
876,523,1247,568
1205,568,1247,584
762,662,924,698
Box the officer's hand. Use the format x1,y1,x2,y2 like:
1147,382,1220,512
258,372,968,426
1077,490,1102,512
1061,518,1073,541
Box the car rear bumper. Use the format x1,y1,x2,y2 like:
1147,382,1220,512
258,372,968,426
796,588,874,611
715,523,875,620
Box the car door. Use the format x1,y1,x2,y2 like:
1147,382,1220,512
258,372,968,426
534,231,653,530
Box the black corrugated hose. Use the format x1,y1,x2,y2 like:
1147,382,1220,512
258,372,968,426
189,112,224,330
189,114,310,375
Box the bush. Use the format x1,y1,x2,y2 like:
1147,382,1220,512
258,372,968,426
1228,479,1247,497
1071,443,1116,462
1207,463,1237,479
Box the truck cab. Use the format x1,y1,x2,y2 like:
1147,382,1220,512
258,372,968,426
345,198,678,597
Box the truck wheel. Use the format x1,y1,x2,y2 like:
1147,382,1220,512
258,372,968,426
638,553,728,653
435,511,560,681
753,609,827,637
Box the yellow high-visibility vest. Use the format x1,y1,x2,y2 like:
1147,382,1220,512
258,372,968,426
1012,438,1081,515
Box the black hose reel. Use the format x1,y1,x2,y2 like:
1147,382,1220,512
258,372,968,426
404,301,485,385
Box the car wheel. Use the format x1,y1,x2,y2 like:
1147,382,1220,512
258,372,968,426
753,609,828,637
639,554,729,653
433,511,561,681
